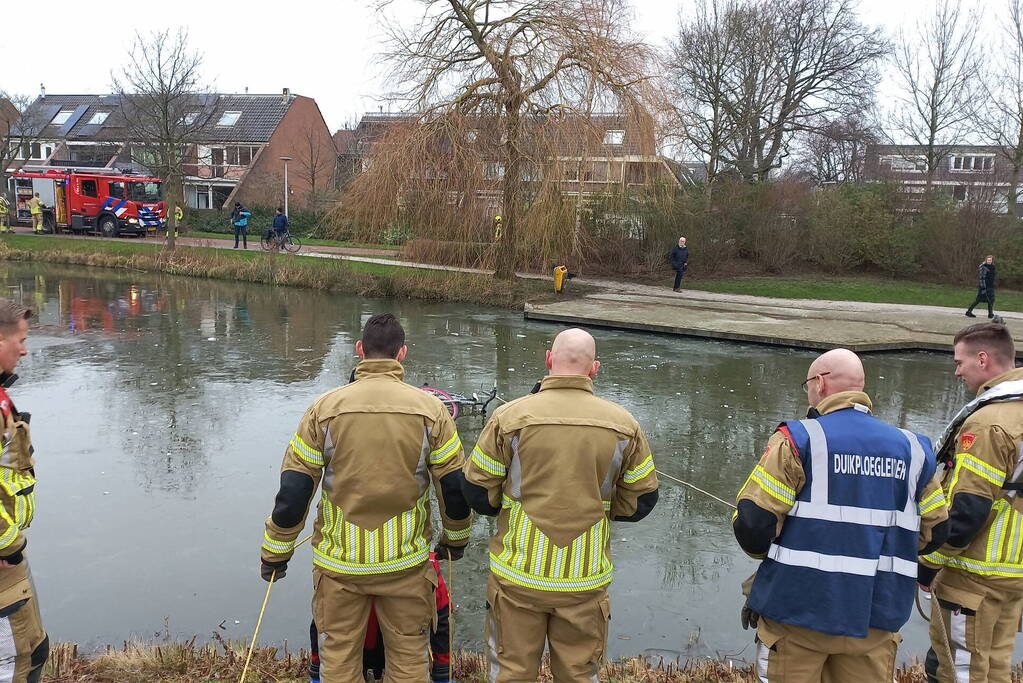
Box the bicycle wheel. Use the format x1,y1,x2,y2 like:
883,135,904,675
284,235,302,253
421,386,459,420
260,233,275,251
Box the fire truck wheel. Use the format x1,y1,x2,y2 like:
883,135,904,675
98,215,119,238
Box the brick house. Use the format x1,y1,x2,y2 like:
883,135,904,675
863,143,1021,212
6,89,336,211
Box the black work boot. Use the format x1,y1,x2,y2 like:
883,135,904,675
966,309,976,317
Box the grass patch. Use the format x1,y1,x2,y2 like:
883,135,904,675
41,641,972,682
689,275,1023,312
0,235,556,309
182,231,395,251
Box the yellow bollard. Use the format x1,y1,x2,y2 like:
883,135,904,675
553,265,568,293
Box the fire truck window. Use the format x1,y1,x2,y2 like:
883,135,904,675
109,182,126,199
128,182,162,202
81,180,98,197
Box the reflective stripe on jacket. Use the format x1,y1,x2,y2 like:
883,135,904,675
748,406,937,637
465,374,657,592
0,385,35,558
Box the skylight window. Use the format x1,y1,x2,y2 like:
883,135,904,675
217,111,242,126
51,110,74,126
87,112,109,125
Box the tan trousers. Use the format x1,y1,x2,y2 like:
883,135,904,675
485,574,611,683
30,214,41,232
755,617,900,683
927,570,1023,683
0,559,48,683
311,562,437,683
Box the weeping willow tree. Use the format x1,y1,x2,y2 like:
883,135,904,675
328,0,654,278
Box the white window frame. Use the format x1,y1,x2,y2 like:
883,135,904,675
86,112,109,125
950,154,995,173
483,162,505,180
603,129,625,145
885,155,928,173
217,111,242,127
51,110,74,126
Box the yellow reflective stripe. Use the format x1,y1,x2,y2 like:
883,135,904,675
0,523,17,551
317,494,431,573
490,555,614,592
262,530,295,554
751,465,796,506
623,455,655,484
924,550,1023,577
957,453,1006,487
384,517,398,562
918,488,947,515
471,446,506,476
430,434,462,465
313,547,429,575
291,433,324,466
444,526,471,541
988,501,1008,562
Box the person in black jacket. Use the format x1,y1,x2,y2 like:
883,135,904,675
670,236,689,292
966,255,996,318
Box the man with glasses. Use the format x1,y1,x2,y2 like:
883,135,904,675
733,348,949,682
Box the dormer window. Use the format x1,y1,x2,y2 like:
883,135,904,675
604,129,625,145
51,110,74,126
182,112,199,126
87,112,109,125
217,111,242,126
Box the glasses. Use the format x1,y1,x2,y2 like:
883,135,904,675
801,371,831,390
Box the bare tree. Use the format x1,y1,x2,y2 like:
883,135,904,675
377,0,654,278
984,0,1023,216
797,113,879,184
0,92,49,197
112,29,217,249
667,0,888,183
293,122,338,211
891,0,983,190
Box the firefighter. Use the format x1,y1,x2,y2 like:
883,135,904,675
0,300,49,682
734,348,949,682
0,193,10,233
920,322,1023,683
463,327,659,683
27,195,43,234
259,313,471,683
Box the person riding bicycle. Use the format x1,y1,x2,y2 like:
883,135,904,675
272,207,289,247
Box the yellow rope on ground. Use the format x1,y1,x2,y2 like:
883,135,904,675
238,533,313,683
656,469,737,510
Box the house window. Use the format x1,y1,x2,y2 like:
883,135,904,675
950,154,994,172
225,146,256,166
51,110,74,126
563,163,579,181
26,143,41,159
953,185,967,201
484,162,505,180
87,112,109,125
886,155,928,173
42,145,52,159
603,130,625,145
182,112,199,126
81,180,98,197
466,130,478,143
217,111,242,126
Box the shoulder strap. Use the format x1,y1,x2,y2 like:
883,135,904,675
935,379,1023,463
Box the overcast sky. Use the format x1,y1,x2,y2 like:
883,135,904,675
0,0,996,133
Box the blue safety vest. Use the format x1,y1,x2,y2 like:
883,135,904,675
748,405,936,637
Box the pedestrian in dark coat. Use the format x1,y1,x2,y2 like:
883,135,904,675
966,255,997,319
670,237,689,292
230,202,252,249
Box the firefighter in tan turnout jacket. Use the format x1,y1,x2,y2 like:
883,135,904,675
920,323,1023,683
463,328,659,683
0,301,48,683
259,314,472,683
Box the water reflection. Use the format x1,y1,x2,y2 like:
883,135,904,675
0,262,996,661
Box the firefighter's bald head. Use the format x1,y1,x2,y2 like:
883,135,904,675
804,348,865,407
546,328,600,378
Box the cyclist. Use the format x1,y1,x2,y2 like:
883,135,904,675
272,207,289,249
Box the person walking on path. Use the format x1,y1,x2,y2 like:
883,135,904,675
734,348,948,682
27,194,44,234
463,327,659,683
920,322,1023,683
670,237,689,292
258,313,471,683
229,202,252,249
0,301,50,682
966,256,997,319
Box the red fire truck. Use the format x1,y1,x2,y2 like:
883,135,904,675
10,167,166,237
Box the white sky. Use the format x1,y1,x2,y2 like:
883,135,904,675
0,0,997,133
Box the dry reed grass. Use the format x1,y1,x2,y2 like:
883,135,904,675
42,641,1022,682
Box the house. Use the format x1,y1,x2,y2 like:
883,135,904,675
863,144,1021,212
5,89,336,211
332,109,679,200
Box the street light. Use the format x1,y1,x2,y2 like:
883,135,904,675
279,156,292,216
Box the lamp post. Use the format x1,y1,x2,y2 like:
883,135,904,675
279,156,292,216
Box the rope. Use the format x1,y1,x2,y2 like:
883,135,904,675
238,533,313,683
656,469,737,510
916,588,957,679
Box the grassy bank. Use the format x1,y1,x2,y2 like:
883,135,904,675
42,641,961,682
687,275,1023,312
183,231,396,252
0,235,556,309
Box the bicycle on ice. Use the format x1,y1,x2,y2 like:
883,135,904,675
420,381,504,420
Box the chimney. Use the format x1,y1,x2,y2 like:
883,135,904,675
39,83,45,98
244,86,249,94
282,87,290,103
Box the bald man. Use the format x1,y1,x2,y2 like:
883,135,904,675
734,348,949,682
463,328,659,683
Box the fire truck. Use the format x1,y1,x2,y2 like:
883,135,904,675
9,167,166,237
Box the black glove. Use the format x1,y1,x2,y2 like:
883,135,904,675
740,601,759,630
260,559,288,582
435,542,464,561
918,563,939,590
